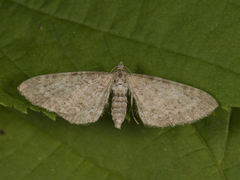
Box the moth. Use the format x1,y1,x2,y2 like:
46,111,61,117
18,62,218,129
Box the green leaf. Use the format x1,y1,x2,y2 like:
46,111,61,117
0,0,240,179
1,105,239,179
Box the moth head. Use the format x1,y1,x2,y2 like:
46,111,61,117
111,62,131,74
117,61,125,70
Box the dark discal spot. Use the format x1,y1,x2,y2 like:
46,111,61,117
0,129,6,135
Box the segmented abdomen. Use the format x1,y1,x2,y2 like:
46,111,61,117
111,83,128,129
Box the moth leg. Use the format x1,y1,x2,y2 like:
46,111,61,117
131,94,139,125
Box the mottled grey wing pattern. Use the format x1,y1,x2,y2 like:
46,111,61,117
18,72,114,124
127,74,218,127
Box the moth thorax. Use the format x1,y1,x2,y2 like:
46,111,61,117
111,83,128,129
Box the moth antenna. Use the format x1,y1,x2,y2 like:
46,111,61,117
124,65,132,73
110,65,118,73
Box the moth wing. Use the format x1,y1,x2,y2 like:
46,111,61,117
127,74,218,127
18,72,114,124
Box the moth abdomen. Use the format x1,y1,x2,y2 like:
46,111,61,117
111,83,128,129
